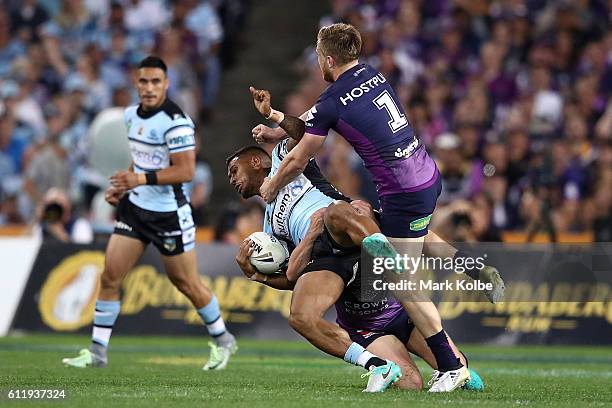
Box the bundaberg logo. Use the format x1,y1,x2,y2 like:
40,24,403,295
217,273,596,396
39,251,104,331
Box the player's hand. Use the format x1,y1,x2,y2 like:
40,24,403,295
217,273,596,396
350,200,373,217
110,170,139,190
252,124,284,144
249,86,272,118
308,208,326,236
104,186,126,207
260,177,278,203
235,239,262,281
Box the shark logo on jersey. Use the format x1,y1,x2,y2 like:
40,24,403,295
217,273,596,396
290,184,304,197
148,129,157,140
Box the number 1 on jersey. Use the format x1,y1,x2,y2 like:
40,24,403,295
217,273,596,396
373,90,409,133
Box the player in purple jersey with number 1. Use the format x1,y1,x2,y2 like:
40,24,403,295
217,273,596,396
248,23,504,392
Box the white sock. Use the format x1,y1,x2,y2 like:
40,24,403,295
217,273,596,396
92,326,113,347
356,350,377,369
206,317,227,337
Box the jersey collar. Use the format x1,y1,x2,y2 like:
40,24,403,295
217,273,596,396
335,63,365,82
137,98,170,119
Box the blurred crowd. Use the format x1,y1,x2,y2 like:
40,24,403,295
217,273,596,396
2,0,612,245
0,0,250,240
284,0,612,242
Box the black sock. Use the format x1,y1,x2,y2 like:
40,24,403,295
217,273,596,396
425,330,462,372
455,250,480,280
365,356,387,370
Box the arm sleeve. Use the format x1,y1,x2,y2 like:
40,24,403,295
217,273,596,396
165,117,196,154
275,139,289,160
303,97,338,136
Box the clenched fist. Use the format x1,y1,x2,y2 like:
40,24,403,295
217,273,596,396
249,86,272,118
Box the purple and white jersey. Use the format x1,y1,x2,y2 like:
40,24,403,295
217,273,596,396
304,63,438,196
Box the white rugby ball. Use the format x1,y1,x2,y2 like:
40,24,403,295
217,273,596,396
248,232,288,275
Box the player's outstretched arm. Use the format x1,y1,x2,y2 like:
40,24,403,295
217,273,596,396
286,209,325,282
236,239,294,290
260,133,326,202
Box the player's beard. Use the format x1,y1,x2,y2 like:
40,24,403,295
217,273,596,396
322,66,334,82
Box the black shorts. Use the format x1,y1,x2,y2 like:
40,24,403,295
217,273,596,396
302,252,360,286
302,230,414,348
310,227,358,259
113,196,196,256
345,310,415,348
302,227,360,284
379,174,443,238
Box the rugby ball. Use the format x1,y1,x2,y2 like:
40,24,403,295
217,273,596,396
248,232,288,275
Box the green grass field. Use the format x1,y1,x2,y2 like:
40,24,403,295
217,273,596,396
1,334,611,407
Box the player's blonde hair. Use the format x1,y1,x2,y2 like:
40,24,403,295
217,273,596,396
317,23,362,65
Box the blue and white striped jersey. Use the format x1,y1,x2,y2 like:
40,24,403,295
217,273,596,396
124,99,195,212
263,139,349,245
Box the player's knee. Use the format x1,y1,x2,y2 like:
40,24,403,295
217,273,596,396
406,372,424,390
394,369,423,390
324,202,349,228
169,274,194,298
288,311,316,334
100,268,122,292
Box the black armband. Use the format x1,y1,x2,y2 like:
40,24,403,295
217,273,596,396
145,172,158,185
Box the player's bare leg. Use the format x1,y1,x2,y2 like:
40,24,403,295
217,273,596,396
323,200,469,389
361,233,470,391
323,201,380,247
289,271,354,357
62,235,146,368
289,270,401,392
325,201,504,302
367,335,422,390
163,250,237,370
99,235,147,301
163,250,213,308
424,231,505,303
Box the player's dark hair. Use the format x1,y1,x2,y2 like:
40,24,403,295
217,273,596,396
317,23,362,65
138,56,167,73
225,145,270,168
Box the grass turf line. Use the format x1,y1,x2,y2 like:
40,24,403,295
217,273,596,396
1,334,611,408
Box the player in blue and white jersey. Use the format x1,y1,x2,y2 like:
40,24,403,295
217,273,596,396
62,56,236,371
227,142,483,392
227,141,402,392
248,23,503,392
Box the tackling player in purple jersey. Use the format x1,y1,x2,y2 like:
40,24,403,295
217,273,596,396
304,64,438,200
228,145,481,391
248,23,503,392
